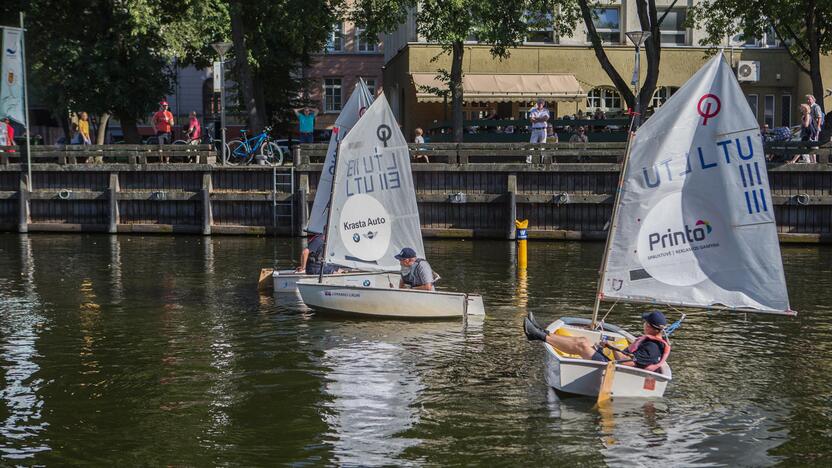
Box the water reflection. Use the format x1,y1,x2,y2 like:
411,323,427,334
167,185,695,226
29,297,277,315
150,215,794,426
0,236,48,459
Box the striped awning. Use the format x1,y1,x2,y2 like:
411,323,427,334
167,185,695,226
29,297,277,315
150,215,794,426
412,73,586,103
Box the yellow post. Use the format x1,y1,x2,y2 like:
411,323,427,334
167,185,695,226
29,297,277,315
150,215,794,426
515,219,528,271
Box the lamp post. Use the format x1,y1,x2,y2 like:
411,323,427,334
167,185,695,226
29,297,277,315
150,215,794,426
625,31,651,128
211,42,232,164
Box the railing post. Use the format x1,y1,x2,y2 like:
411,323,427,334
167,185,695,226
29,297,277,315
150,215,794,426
507,173,517,240
108,172,119,233
202,172,212,235
18,173,29,233
297,172,309,236
293,145,303,168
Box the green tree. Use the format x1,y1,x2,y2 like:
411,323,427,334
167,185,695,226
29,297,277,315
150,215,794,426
353,0,552,142
691,0,831,111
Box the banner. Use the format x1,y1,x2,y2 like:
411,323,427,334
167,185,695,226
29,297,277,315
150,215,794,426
1,28,26,126
213,61,222,92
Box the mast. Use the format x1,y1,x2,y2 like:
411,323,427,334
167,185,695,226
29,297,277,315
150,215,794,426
590,114,639,329
317,127,341,283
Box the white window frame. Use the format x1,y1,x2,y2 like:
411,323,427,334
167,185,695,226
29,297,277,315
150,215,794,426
355,27,377,52
587,87,622,112
363,78,376,97
658,9,688,46
730,25,780,48
588,7,621,45
764,94,775,128
746,94,759,119
326,23,343,52
324,78,342,113
781,95,792,127
651,86,679,108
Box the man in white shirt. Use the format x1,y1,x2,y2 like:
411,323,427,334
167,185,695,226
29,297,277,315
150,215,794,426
529,98,549,144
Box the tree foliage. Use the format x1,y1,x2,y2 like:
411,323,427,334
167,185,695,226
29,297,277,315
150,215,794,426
690,0,831,110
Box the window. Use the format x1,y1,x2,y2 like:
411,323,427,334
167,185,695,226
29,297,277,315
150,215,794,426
781,95,792,127
746,94,758,119
587,87,622,111
764,95,775,127
651,86,679,108
355,27,376,52
324,78,342,112
659,9,687,46
363,78,376,97
588,8,620,44
526,10,554,43
730,25,780,48
326,23,343,52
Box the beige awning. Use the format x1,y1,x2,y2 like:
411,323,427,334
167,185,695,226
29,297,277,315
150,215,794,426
411,73,586,103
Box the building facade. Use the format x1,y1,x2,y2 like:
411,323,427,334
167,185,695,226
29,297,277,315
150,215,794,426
382,0,832,138
303,16,384,132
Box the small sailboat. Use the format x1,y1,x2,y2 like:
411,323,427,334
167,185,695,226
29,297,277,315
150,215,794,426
272,79,392,292
530,54,793,399
297,95,485,318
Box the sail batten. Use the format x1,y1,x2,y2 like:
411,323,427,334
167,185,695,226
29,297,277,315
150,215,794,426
599,54,791,315
324,94,425,272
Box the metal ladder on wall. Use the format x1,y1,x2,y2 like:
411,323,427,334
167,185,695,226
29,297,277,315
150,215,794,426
272,166,294,232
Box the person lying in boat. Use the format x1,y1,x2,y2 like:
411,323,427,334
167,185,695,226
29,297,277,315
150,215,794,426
394,247,435,291
296,233,340,275
523,311,671,372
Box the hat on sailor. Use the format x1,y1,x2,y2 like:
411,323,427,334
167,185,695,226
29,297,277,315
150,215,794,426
394,247,417,260
642,310,667,329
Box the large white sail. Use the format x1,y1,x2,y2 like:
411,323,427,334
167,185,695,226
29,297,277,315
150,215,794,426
323,95,425,272
306,80,374,234
600,54,792,314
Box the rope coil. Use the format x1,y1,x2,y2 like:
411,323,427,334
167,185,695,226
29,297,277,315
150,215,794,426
57,189,72,200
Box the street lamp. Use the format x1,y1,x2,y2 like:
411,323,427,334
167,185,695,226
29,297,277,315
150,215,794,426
625,31,651,127
211,42,232,164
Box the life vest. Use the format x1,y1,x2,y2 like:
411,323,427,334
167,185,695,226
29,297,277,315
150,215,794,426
627,334,671,373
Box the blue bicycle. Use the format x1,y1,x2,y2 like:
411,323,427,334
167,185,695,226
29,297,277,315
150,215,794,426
226,126,283,165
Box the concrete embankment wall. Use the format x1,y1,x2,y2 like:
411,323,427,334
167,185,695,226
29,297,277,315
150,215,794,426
0,142,829,242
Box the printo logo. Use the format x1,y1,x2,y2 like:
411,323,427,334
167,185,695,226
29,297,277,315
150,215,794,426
647,219,713,251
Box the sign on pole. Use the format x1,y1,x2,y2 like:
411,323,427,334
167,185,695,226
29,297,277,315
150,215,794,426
1,27,26,125
213,61,222,92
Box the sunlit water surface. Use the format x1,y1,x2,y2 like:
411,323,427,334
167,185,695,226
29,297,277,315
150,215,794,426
0,234,830,466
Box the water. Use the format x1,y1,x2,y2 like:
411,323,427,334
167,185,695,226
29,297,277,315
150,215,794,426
0,233,830,466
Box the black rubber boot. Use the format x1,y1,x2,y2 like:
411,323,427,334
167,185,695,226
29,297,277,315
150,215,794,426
523,315,549,342
528,311,544,329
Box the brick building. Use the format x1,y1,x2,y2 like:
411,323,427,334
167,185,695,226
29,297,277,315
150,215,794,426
303,17,384,133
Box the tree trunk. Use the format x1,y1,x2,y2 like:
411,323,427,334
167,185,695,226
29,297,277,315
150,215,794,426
636,0,661,124
96,112,111,145
806,9,824,111
119,115,141,144
578,0,635,109
230,0,264,132
450,41,464,143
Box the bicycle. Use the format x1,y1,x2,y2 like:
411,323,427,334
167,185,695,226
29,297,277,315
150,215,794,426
227,126,283,165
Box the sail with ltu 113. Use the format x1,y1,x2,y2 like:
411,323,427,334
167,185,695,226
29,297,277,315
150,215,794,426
599,54,792,314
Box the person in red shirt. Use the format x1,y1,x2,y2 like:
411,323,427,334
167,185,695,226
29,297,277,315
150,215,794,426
185,111,201,145
152,101,174,145
2,118,15,153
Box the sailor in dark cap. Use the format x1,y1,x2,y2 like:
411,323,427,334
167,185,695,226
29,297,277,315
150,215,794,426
395,247,435,291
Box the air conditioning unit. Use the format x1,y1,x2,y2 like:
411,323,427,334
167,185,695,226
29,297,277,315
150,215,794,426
737,60,761,82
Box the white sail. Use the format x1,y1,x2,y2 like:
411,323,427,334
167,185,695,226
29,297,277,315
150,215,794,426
323,95,425,271
600,54,792,314
306,80,374,234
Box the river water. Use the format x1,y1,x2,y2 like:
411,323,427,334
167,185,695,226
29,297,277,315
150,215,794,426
0,234,830,466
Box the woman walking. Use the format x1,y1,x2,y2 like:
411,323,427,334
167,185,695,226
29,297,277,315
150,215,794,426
790,104,813,164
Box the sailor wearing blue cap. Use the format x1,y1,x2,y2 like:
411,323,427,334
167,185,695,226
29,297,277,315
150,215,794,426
395,247,435,291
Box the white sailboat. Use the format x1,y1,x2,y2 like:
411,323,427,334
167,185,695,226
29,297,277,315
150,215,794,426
297,95,485,318
273,79,391,292
536,54,793,398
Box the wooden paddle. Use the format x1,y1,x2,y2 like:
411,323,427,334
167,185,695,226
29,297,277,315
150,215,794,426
597,360,617,404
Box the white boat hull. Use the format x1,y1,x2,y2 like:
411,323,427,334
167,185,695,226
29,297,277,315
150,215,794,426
543,317,671,398
297,277,485,318
272,270,397,293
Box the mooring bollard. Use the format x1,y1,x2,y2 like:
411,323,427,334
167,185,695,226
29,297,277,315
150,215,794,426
515,219,528,271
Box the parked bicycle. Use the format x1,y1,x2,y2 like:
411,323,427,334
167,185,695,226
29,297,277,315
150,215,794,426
227,126,283,165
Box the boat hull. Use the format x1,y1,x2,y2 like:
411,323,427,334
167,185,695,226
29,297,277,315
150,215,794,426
297,278,485,318
543,317,672,398
272,270,397,293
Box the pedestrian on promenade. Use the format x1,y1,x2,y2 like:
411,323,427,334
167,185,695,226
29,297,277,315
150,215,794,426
413,127,429,163
569,126,589,143
0,117,8,148
2,117,15,152
529,98,549,144
807,95,824,142
294,107,317,144
78,112,92,145
790,104,814,164
547,123,558,143
185,111,201,145
153,101,175,145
